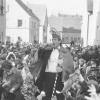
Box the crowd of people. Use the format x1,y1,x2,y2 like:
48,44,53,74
0,36,100,100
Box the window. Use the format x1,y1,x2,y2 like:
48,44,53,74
34,23,36,28
71,37,73,41
74,37,77,41
62,38,64,41
43,27,45,33
6,36,11,42
66,37,69,40
32,22,34,27
78,37,80,41
18,19,22,27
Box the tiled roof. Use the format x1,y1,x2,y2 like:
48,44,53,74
16,0,39,21
63,27,81,33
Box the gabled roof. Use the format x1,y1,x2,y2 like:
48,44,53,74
27,3,47,25
63,27,81,33
16,0,39,21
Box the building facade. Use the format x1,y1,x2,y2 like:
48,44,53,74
27,3,48,44
6,0,39,43
81,0,100,46
0,0,6,43
92,0,100,45
49,14,82,44
62,27,81,44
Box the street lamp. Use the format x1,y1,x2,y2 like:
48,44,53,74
87,13,90,46
0,0,4,15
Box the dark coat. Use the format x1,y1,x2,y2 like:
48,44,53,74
0,68,4,100
2,68,24,100
35,48,52,91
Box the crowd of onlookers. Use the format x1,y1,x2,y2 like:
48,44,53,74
67,45,100,100
71,45,100,83
0,39,40,100
0,38,100,100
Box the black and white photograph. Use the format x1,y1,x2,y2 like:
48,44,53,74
0,0,100,100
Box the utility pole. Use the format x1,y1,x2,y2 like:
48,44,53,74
0,0,6,43
87,0,93,46
87,13,90,46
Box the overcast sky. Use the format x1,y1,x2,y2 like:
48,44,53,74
23,0,87,16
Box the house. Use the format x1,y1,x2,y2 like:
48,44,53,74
62,27,81,44
27,3,48,44
6,0,40,43
48,14,82,44
0,0,6,43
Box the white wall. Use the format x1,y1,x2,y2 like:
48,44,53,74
6,0,30,43
29,17,39,43
6,29,29,43
88,0,100,46
81,13,88,47
39,26,43,43
95,3,100,45
47,25,52,44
